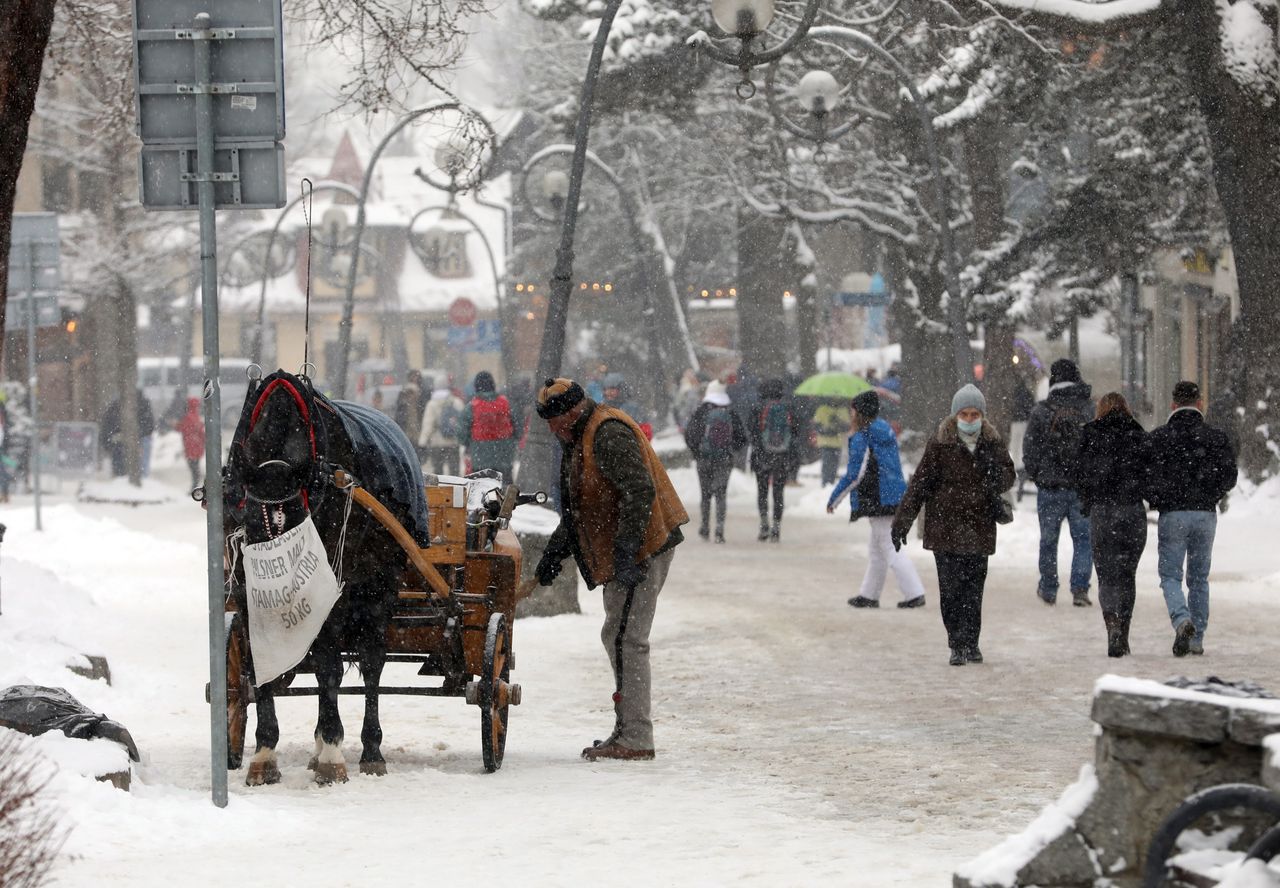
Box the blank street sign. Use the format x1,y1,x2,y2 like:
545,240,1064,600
132,0,285,144
139,141,285,210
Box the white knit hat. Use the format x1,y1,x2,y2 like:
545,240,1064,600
703,380,731,406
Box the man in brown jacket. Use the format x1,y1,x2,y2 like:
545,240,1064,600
892,384,1016,666
533,377,688,760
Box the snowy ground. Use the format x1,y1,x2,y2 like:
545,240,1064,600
4,445,1280,886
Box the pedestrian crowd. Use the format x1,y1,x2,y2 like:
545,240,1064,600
675,359,1238,668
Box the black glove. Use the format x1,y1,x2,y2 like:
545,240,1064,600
890,522,909,552
612,542,647,590
535,551,565,587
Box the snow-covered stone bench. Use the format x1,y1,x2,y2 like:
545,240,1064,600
955,675,1280,888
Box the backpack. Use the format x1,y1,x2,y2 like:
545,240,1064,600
437,399,462,441
759,399,792,454
700,406,735,459
1045,404,1085,472
470,396,514,442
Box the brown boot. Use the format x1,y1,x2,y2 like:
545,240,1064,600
582,740,655,761
1104,612,1126,658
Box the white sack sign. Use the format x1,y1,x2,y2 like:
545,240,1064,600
243,516,342,686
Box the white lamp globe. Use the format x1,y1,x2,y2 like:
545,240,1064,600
542,169,570,202
711,0,775,36
434,135,473,178
796,69,840,114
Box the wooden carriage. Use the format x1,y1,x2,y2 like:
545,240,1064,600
220,476,529,773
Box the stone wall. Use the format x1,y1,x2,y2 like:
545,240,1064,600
514,528,580,618
955,676,1280,888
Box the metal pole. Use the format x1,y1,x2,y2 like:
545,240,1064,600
193,11,228,809
253,182,360,366
334,105,453,400
0,524,7,615
25,243,41,532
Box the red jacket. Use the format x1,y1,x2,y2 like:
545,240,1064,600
175,399,205,460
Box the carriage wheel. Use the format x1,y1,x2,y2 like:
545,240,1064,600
225,613,251,770
480,613,512,773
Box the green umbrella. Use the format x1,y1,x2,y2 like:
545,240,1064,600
793,371,873,400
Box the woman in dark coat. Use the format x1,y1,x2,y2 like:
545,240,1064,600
1075,392,1148,657
892,384,1016,665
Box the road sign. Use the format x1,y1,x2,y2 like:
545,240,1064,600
448,318,501,353
448,297,478,327
7,213,60,294
835,271,891,307
133,0,286,212
139,142,285,210
8,295,60,329
132,0,285,145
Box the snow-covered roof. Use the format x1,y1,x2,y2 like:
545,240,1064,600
200,165,511,315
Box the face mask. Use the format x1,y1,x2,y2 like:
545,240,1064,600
957,418,982,436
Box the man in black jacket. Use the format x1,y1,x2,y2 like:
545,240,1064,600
1023,359,1095,606
1144,381,1237,656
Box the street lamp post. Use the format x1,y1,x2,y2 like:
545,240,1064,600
517,0,823,496
250,181,361,367
520,145,700,425
762,25,974,385
333,102,495,399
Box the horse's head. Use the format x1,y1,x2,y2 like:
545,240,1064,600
231,372,326,541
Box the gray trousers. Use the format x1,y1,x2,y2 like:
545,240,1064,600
600,547,675,749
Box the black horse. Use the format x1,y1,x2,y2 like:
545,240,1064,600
225,370,430,785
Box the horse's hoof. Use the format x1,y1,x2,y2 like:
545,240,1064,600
314,762,348,785
246,761,281,786
307,756,318,771
359,760,387,777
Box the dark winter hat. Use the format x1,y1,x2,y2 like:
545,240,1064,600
851,390,880,419
759,378,786,400
1172,380,1201,405
474,371,496,394
537,377,587,419
1049,359,1082,387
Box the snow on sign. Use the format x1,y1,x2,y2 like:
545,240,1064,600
449,297,478,327
242,517,342,686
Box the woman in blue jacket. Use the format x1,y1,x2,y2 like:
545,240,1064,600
826,391,925,609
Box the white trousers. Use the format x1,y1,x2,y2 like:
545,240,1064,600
860,515,925,602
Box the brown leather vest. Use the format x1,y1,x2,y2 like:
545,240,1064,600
570,406,688,584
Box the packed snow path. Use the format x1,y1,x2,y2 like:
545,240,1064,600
4,465,1280,886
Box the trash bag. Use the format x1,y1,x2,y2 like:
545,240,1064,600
0,685,140,761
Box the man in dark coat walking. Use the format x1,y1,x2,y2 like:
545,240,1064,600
533,378,688,760
1023,358,1095,606
1143,381,1237,656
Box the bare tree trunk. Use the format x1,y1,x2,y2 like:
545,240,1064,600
891,248,954,438
965,130,1016,441
0,0,57,348
1177,5,1280,478
788,223,819,380
736,208,790,379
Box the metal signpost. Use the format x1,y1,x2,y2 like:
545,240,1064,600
8,213,63,533
134,0,285,808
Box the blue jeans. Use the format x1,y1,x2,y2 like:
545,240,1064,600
1037,488,1092,599
1157,511,1216,642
